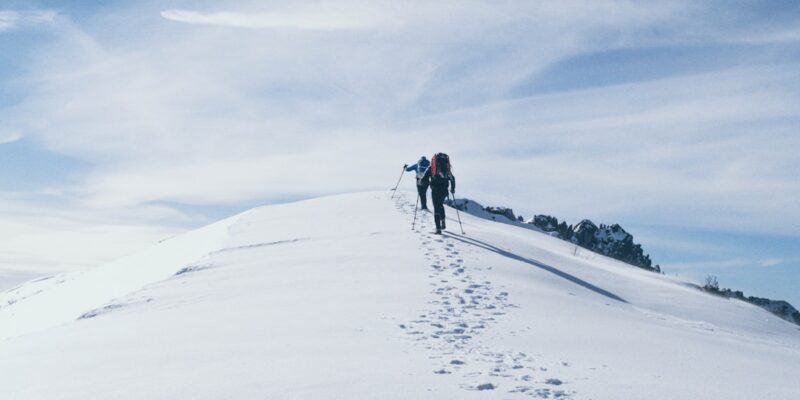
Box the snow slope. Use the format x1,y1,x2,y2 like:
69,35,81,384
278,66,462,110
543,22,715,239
1,192,798,399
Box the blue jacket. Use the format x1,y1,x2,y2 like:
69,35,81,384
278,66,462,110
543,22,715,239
405,159,430,174
406,159,431,184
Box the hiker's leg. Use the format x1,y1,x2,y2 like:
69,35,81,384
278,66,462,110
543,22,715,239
418,182,429,209
432,191,446,229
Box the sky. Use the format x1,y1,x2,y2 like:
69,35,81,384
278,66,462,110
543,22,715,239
1,1,798,305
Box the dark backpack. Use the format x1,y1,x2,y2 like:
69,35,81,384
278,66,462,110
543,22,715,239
431,153,451,177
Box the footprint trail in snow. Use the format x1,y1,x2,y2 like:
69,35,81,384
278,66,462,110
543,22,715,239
392,193,574,399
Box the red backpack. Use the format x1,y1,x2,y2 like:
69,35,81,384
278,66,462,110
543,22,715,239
430,153,451,176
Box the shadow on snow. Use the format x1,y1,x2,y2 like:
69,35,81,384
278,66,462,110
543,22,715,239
443,232,628,304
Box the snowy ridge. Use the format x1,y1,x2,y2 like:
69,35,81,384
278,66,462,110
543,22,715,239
450,198,658,271
450,198,800,325
702,285,800,326
0,213,240,340
0,192,798,399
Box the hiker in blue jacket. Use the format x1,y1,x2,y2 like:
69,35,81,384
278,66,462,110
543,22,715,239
404,156,431,210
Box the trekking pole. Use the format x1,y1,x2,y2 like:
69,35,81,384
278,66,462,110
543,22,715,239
390,166,405,199
411,194,420,230
449,193,465,234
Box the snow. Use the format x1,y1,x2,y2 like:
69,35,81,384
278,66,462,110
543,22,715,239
0,214,238,339
452,198,541,232
0,270,42,293
0,191,798,399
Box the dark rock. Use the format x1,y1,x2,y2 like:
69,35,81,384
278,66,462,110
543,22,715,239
530,215,560,232
572,220,598,247
456,200,659,273
484,206,516,222
706,286,800,325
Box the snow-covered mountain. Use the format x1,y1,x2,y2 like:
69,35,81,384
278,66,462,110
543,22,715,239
452,199,658,272
703,285,800,326
451,198,800,325
1,192,798,399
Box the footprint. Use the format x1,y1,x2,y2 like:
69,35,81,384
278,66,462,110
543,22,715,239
433,369,451,375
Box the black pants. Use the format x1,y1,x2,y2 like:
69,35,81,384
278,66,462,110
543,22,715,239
417,181,430,209
432,190,447,230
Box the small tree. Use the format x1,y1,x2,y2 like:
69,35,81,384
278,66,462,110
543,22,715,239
703,275,720,292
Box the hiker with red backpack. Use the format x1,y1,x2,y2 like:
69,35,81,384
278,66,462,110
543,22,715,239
422,153,456,234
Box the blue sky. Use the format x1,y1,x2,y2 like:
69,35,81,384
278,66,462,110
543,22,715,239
1,1,798,305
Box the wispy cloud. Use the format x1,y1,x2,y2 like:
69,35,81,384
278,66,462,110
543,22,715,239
0,11,16,31
759,258,783,268
0,131,21,144
0,10,57,32
663,258,782,270
729,25,800,44
160,6,388,31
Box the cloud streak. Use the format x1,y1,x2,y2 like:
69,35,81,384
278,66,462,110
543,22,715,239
0,10,56,32
160,6,388,31
664,257,788,271
0,131,21,144
0,11,16,31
